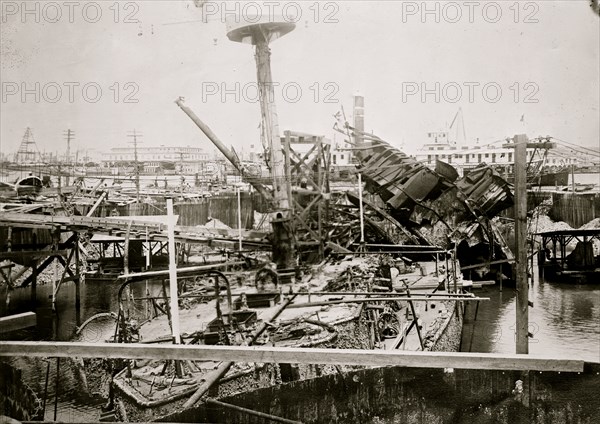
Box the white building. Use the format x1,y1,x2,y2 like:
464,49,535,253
102,145,209,172
415,131,578,176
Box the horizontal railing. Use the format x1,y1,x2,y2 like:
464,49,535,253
0,341,583,372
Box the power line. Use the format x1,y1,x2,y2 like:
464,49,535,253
553,138,600,157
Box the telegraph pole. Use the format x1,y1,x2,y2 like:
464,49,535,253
513,134,529,354
504,135,555,354
127,130,143,202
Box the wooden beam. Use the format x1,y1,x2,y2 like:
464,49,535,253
352,243,444,250
0,341,583,372
460,258,515,271
0,250,69,260
326,241,352,254
0,312,36,333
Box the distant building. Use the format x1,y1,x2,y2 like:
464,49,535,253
102,145,209,172
415,130,579,177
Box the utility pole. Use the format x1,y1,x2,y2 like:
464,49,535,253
504,135,555,355
179,152,185,197
127,130,143,202
63,129,74,186
514,134,529,354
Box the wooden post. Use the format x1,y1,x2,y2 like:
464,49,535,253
358,173,365,248
453,246,458,293
514,134,529,354
237,187,243,252
145,230,151,318
499,264,503,292
51,258,57,311
30,260,37,306
225,276,233,331
166,199,181,345
145,229,151,270
74,233,81,326
317,139,324,260
7,227,12,252
445,252,450,292
167,199,183,378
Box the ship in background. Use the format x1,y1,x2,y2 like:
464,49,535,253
414,108,598,187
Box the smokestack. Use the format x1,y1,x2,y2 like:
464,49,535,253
353,95,364,145
352,94,364,163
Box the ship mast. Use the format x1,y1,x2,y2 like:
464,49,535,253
225,17,297,271
127,130,143,202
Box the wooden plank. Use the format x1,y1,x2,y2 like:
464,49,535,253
0,341,583,372
0,250,69,260
0,312,36,333
460,258,515,271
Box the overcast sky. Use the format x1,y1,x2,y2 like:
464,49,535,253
1,0,598,158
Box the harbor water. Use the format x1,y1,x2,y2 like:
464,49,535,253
1,278,164,422
461,264,600,362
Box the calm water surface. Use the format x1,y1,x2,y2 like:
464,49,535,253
461,270,600,362
1,279,163,422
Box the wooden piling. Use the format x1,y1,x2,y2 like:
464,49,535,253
74,232,81,325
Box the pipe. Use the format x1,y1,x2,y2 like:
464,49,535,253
286,296,488,309
118,262,246,280
206,398,303,424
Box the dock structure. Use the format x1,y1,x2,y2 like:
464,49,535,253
536,228,600,284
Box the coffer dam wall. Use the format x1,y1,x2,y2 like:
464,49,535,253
160,363,600,424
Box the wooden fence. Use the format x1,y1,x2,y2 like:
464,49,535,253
83,193,256,229
502,191,600,228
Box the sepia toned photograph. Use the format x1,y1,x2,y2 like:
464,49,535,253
1,1,599,423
